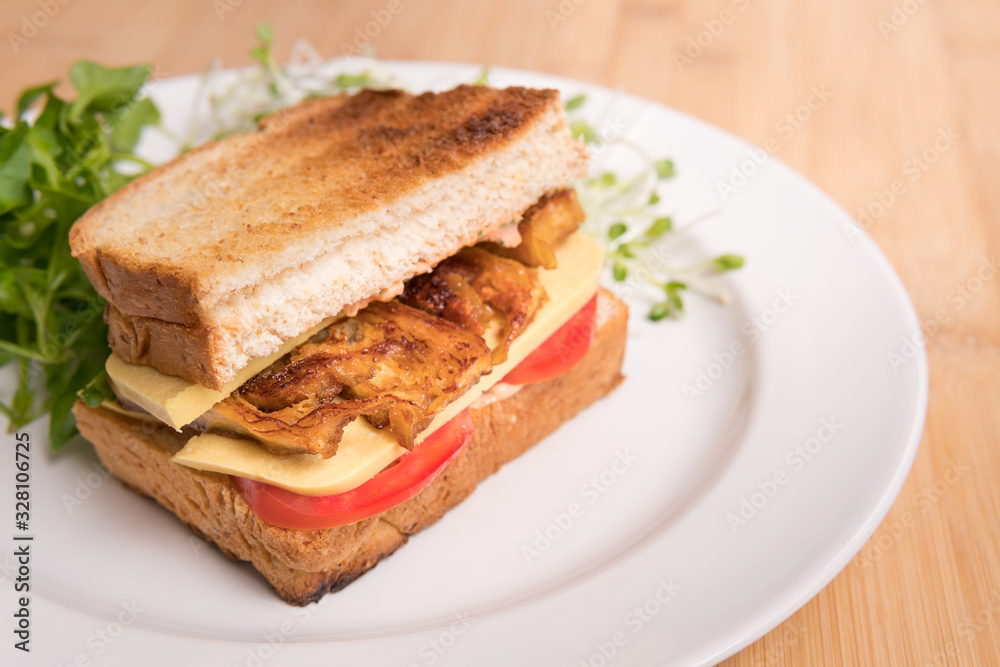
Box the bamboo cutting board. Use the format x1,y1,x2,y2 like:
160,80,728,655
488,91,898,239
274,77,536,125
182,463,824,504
1,0,997,664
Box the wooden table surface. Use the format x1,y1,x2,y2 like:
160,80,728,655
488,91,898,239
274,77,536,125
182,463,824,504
2,1,997,664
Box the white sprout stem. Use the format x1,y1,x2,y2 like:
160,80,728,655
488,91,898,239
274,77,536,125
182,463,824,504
681,275,733,305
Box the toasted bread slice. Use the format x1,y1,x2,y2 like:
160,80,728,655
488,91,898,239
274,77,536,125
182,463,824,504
73,289,627,605
70,86,588,389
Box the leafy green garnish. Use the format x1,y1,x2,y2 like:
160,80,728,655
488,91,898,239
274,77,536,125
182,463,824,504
1,63,159,448
253,22,275,52
565,97,743,319
612,261,627,282
608,222,628,240
569,119,598,143
334,72,381,89
471,68,490,86
647,217,672,238
67,62,151,121
183,22,399,147
650,282,687,321
654,159,675,179
79,368,115,408
712,254,745,271
564,94,587,112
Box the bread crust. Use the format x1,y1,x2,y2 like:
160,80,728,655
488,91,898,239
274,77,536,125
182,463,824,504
73,289,627,605
70,86,587,389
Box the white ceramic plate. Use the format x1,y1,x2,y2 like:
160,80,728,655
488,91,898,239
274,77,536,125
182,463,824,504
1,62,926,666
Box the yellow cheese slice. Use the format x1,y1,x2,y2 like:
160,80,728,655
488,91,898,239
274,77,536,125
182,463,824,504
171,232,605,496
106,317,337,430
99,398,164,424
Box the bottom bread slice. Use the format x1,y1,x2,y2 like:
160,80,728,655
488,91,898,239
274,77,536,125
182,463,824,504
73,288,628,605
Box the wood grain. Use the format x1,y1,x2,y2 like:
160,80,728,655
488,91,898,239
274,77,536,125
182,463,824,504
2,0,997,663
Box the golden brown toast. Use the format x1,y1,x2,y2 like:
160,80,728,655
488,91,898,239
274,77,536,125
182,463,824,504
70,86,587,389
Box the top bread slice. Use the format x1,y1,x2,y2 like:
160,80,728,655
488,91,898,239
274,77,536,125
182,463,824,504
70,85,588,390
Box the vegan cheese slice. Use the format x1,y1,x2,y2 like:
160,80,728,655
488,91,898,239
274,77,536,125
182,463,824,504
134,232,603,496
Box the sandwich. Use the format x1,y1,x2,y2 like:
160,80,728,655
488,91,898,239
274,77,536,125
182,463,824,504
67,84,628,605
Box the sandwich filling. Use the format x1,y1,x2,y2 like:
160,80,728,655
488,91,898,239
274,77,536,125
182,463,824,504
106,189,602,497
200,247,545,458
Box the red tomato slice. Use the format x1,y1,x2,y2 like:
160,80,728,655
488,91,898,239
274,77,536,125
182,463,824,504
502,293,598,385
232,410,474,530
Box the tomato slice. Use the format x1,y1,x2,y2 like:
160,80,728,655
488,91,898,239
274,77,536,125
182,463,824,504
232,410,474,530
502,293,597,385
